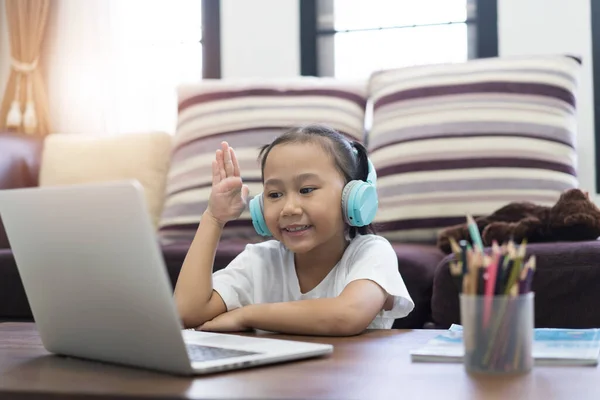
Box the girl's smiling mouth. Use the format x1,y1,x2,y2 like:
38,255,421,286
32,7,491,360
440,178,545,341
282,224,312,235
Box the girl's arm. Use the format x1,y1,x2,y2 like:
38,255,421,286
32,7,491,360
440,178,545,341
173,210,228,328
173,142,249,329
200,279,389,336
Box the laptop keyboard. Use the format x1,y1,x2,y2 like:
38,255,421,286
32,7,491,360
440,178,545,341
185,343,259,362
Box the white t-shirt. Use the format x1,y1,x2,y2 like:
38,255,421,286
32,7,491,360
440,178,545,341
212,234,415,329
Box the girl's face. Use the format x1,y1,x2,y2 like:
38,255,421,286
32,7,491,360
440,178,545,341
262,142,347,254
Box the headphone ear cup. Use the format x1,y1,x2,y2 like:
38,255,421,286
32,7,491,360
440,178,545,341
342,181,379,227
341,181,358,226
249,193,272,237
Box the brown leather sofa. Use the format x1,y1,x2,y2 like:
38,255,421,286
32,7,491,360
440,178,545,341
0,132,43,321
432,240,600,329
0,132,445,328
3,131,600,330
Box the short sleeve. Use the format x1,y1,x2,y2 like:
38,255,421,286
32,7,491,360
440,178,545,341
345,236,415,319
212,244,258,311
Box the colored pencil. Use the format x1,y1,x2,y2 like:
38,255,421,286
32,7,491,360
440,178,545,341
466,214,484,251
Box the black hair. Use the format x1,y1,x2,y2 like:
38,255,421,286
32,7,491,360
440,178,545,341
257,124,376,239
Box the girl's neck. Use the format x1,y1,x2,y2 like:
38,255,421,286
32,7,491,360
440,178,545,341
293,232,350,293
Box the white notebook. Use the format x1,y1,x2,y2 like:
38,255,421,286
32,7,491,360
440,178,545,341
411,324,600,366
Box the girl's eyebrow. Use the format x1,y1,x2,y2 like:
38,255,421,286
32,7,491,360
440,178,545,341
264,173,321,187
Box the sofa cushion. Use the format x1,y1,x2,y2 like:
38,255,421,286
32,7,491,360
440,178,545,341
161,238,250,290
38,132,173,228
158,78,368,245
431,240,600,329
390,242,445,329
367,55,581,243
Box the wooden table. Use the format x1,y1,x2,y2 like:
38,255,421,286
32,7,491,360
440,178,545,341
0,322,597,400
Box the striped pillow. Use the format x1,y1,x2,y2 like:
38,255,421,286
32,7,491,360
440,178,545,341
158,78,368,245
367,55,581,243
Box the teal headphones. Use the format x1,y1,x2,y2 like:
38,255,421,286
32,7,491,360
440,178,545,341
249,152,379,237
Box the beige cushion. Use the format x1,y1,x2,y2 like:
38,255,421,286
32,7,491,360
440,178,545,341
158,78,369,245
39,132,173,228
366,54,580,243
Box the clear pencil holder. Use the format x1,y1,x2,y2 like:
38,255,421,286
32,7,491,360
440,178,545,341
459,292,534,375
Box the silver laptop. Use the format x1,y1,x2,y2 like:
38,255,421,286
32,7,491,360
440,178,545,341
0,180,333,375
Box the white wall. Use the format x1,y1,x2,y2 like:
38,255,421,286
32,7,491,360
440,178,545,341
0,0,10,104
220,0,300,78
498,0,596,196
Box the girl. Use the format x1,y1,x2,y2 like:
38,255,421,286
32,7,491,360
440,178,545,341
174,124,414,336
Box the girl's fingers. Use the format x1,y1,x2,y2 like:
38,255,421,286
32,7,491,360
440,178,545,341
211,159,220,186
230,148,240,177
222,142,234,177
216,149,226,180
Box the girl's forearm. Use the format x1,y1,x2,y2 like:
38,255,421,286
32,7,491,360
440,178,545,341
243,299,363,336
174,210,225,327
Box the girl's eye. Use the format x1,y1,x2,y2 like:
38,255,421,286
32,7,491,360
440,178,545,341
267,192,282,199
300,188,316,194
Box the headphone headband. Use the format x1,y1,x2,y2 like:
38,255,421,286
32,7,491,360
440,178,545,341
366,158,377,187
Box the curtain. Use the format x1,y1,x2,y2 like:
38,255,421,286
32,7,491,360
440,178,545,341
0,0,51,136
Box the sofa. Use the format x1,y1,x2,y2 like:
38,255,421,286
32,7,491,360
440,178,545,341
0,130,444,328
2,53,599,329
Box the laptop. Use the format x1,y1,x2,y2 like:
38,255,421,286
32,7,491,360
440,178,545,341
0,180,333,375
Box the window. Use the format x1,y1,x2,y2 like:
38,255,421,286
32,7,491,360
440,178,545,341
41,0,220,136
105,0,204,134
301,0,497,78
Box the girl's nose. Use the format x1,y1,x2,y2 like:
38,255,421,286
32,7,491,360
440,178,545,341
281,195,301,216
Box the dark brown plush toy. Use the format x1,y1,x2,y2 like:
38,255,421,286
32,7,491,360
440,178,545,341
437,188,600,254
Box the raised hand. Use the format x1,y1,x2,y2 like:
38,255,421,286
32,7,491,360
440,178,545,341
205,141,249,226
